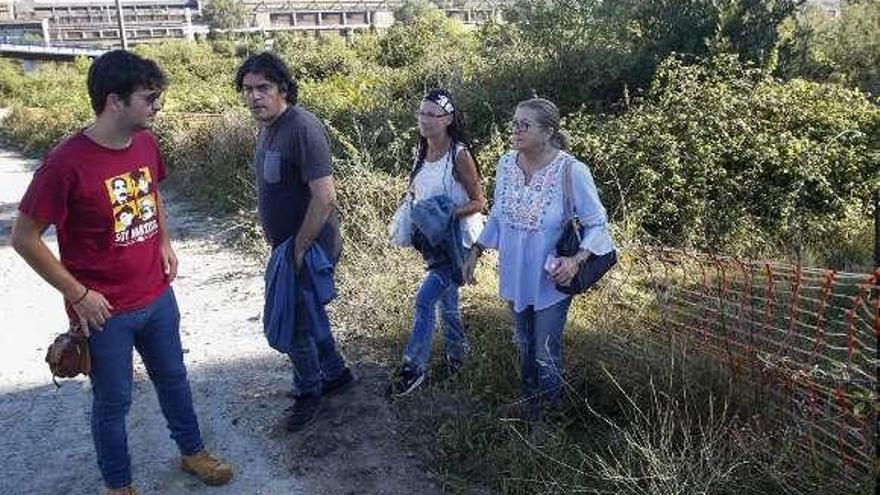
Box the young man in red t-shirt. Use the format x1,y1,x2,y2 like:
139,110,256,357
11,50,233,495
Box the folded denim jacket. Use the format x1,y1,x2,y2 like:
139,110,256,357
411,195,465,286
263,239,337,354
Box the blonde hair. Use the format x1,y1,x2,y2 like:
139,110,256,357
517,97,569,151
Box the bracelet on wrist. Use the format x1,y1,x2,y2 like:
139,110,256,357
71,287,89,305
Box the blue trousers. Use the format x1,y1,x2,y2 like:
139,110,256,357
509,297,572,406
403,265,469,373
287,269,347,397
87,288,203,489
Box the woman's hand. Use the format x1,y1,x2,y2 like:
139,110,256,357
462,247,482,285
550,256,580,287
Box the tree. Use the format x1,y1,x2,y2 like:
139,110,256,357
379,4,468,68
392,0,440,25
202,0,249,31
487,0,808,114
777,0,880,95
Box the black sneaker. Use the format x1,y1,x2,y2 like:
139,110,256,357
285,395,320,432
445,356,465,376
386,364,426,397
322,367,355,396
497,399,542,422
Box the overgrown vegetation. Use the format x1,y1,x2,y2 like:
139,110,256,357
1,1,874,267
0,1,876,493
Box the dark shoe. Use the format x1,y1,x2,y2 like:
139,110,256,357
386,364,426,397
285,395,321,431
497,399,541,422
445,356,465,376
322,367,355,396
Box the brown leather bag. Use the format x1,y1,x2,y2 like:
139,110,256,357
45,330,90,384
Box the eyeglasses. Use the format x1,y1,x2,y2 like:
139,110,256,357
240,83,277,97
415,111,449,120
510,119,533,133
135,91,163,105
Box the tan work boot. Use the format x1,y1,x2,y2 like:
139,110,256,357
181,450,234,486
105,486,138,495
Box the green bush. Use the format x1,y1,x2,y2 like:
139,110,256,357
153,111,255,213
134,41,241,113
1,7,875,489
0,59,23,104
564,55,878,266
274,33,365,81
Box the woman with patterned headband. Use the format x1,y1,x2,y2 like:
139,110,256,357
387,89,486,397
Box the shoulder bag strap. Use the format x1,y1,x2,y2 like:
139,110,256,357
562,156,583,243
562,156,575,221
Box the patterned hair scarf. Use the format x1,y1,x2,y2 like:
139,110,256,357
424,90,454,114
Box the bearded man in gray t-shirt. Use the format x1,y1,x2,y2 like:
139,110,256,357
236,52,353,431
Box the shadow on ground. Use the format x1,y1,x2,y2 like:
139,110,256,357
0,353,445,495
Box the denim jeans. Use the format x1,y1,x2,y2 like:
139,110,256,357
288,268,347,398
509,297,572,407
403,264,469,374
87,288,203,489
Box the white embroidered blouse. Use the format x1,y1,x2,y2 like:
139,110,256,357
478,150,615,311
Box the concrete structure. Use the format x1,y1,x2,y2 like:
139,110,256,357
231,0,395,36
231,1,502,37
251,1,502,26
12,0,199,45
3,1,506,45
806,0,841,18
0,18,48,44
0,0,14,20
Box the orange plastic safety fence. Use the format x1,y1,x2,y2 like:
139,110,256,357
634,247,878,486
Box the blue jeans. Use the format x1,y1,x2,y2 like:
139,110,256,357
287,269,347,398
509,297,572,406
403,265,469,374
87,288,203,489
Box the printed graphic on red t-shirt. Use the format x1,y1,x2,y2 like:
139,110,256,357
105,167,160,245
18,131,170,315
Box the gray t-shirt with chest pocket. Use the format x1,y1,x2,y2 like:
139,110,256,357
254,105,341,261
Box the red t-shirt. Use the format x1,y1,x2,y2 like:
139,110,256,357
19,130,170,316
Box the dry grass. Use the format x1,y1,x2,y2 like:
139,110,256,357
4,109,870,495
158,116,872,494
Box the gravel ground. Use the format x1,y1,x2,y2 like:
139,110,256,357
0,147,442,495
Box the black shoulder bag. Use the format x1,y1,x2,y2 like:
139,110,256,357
554,158,617,295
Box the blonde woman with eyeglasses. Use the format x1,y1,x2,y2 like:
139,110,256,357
463,97,615,421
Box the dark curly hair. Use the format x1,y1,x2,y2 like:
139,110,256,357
234,52,298,105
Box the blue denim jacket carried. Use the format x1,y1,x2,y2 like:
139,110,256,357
263,238,337,354
411,195,466,286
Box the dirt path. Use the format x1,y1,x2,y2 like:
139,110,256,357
0,148,442,495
